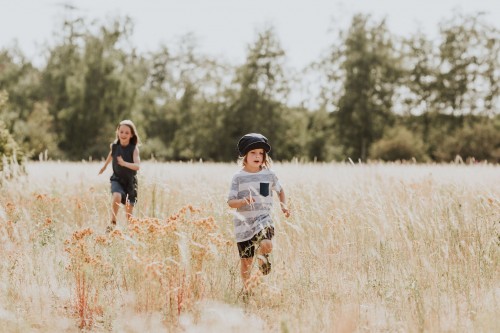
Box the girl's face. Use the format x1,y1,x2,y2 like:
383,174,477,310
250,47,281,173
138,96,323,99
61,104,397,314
117,125,134,144
245,148,265,170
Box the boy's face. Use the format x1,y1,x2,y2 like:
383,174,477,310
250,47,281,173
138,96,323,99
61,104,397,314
246,148,265,168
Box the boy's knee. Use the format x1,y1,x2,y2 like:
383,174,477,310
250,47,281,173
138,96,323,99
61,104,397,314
260,239,272,253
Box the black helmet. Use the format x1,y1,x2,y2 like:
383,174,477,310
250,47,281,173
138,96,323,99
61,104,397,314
237,133,271,157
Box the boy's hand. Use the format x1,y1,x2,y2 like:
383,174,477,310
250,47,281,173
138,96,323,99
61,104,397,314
280,202,290,218
117,156,125,166
241,196,255,206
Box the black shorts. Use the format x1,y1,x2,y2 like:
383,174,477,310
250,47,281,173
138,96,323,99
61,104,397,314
237,227,274,259
111,179,137,206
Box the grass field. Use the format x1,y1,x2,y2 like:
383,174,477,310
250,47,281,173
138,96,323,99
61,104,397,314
0,161,499,332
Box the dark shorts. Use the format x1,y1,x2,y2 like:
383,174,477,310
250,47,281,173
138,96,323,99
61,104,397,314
111,179,137,206
237,227,274,259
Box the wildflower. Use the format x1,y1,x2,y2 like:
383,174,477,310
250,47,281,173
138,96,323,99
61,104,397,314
34,193,47,200
95,236,109,245
71,228,93,242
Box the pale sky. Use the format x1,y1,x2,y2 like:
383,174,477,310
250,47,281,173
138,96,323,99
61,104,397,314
0,0,499,69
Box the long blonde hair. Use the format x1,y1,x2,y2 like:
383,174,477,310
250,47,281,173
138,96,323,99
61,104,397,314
115,119,141,146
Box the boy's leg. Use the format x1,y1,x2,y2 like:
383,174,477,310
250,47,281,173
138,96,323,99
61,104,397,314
257,239,272,275
257,227,274,256
240,257,254,289
256,227,274,275
258,239,273,255
237,238,256,291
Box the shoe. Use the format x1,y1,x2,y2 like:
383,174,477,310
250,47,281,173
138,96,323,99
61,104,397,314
239,288,254,302
257,254,271,275
106,221,116,233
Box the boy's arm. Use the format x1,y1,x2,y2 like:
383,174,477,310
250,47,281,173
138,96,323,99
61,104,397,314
228,196,255,209
227,173,255,209
279,189,290,218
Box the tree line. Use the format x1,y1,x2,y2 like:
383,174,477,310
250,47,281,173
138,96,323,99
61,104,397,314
0,12,499,163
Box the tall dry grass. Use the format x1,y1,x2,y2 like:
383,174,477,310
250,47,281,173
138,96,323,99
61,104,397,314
0,161,498,332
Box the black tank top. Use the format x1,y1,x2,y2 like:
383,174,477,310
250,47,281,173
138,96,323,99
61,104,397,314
111,143,137,182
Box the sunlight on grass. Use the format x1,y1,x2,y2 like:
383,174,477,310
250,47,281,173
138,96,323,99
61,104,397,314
0,161,498,331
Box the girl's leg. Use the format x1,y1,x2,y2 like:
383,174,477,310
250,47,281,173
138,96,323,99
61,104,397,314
111,192,122,223
125,203,133,221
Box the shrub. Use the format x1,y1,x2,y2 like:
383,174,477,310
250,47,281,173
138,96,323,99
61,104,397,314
433,121,500,163
369,126,428,162
0,91,24,177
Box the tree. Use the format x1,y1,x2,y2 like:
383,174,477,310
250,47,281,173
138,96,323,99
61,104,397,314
305,107,339,161
324,15,401,161
435,13,500,117
399,13,500,159
41,17,146,159
0,47,41,124
221,27,293,161
13,102,61,159
0,48,48,158
138,35,231,161
0,91,23,174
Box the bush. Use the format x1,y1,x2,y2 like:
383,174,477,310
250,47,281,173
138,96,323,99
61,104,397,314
0,91,24,178
369,126,428,162
433,121,500,163
13,101,62,160
0,121,24,177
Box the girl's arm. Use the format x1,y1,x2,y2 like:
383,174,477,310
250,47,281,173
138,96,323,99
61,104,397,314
228,196,255,209
117,146,141,171
98,146,113,175
279,189,290,218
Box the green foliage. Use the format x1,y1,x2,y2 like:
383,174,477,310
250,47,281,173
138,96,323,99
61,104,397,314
13,102,62,159
400,13,500,118
435,14,500,116
399,32,437,117
0,48,41,122
137,36,230,161
0,48,45,159
325,14,401,161
279,106,310,160
433,120,500,163
41,17,146,160
137,47,179,157
305,108,341,161
0,91,23,174
221,27,294,161
0,12,499,163
369,126,428,162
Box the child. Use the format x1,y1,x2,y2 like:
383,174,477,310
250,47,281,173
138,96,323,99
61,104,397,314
227,133,290,293
99,120,141,231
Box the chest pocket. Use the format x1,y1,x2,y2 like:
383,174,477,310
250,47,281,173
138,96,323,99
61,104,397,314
259,182,270,197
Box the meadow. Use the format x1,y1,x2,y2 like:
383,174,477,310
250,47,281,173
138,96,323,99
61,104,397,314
0,161,498,332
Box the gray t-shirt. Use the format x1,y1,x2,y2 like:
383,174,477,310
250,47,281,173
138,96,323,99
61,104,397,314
227,168,283,242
